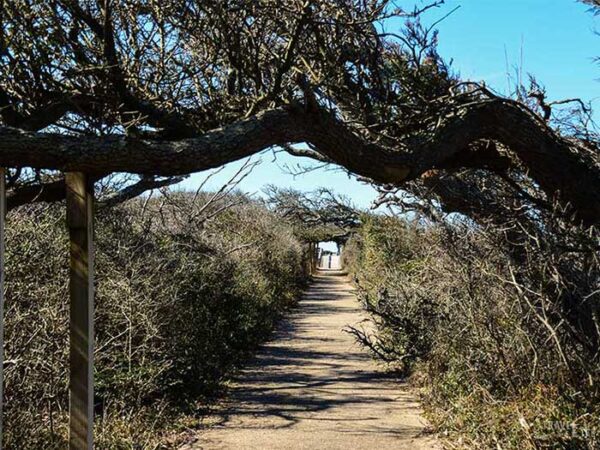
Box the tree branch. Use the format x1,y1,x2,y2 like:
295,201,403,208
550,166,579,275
99,175,187,208
0,99,598,224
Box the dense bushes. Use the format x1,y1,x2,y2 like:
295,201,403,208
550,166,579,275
344,215,599,449
4,192,308,449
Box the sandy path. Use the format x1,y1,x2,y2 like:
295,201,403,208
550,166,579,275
186,270,439,450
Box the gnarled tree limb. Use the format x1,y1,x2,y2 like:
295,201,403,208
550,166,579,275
0,99,598,224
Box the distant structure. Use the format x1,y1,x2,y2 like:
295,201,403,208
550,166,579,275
318,249,342,270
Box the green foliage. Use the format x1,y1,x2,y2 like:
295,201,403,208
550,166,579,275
4,194,308,448
345,215,600,449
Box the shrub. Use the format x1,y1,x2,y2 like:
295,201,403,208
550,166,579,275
345,214,600,449
4,192,308,448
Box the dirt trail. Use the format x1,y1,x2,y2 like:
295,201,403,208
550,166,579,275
186,270,439,450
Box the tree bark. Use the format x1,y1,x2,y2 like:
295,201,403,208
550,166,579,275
0,100,598,224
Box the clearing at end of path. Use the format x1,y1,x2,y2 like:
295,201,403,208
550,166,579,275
183,270,440,450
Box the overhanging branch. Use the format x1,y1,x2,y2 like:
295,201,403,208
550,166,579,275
0,100,598,224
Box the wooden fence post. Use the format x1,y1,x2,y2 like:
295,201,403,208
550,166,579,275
65,172,94,450
0,168,5,449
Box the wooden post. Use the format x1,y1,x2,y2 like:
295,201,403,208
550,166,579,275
0,168,5,448
65,172,94,450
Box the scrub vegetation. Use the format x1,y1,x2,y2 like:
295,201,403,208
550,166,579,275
344,213,599,449
4,191,308,449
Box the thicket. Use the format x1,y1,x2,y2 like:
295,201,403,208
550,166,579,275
4,191,308,449
344,215,599,449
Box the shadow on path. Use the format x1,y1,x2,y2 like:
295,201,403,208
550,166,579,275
185,271,439,450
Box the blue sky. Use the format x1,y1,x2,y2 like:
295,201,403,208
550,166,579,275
179,1,599,210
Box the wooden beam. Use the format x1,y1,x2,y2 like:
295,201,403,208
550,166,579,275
0,168,5,448
65,172,94,450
